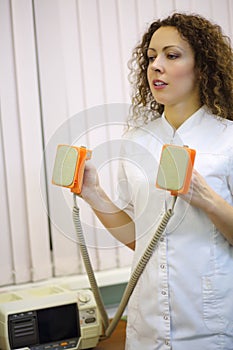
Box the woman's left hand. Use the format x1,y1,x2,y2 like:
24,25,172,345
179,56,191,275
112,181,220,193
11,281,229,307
179,169,233,245
179,169,215,212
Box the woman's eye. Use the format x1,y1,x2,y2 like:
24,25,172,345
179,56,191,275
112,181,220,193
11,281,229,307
148,56,156,62
167,53,179,60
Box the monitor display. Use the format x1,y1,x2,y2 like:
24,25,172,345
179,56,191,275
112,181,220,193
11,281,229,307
37,303,80,344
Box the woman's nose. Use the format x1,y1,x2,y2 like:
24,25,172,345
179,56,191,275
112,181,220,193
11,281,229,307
151,57,164,72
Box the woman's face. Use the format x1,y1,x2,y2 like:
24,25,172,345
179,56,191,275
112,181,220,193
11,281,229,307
147,26,200,110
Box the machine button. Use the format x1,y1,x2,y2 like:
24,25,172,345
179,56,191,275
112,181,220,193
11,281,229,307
85,317,96,324
78,293,91,303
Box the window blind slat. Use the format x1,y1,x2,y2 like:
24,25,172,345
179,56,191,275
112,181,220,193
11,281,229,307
11,0,52,282
34,0,83,277
0,0,31,284
0,104,14,285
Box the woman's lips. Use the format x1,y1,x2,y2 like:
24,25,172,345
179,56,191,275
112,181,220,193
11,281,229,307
152,79,168,89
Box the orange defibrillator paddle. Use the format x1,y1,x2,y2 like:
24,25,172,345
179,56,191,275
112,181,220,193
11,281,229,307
156,144,196,195
52,144,92,194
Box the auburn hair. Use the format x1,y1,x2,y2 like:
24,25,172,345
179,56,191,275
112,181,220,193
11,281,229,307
127,12,233,125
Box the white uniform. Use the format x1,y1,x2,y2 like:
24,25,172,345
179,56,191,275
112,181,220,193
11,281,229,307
118,106,233,350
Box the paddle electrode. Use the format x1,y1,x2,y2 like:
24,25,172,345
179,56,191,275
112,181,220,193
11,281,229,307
52,144,196,340
156,144,196,195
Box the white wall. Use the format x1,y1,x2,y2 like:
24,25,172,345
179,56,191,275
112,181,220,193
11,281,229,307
0,0,232,287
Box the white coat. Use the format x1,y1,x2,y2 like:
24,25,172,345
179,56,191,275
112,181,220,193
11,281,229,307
118,106,233,350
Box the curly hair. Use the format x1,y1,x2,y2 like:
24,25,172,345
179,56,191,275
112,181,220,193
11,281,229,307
127,12,233,125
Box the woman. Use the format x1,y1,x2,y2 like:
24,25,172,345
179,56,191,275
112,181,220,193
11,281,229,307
79,13,233,349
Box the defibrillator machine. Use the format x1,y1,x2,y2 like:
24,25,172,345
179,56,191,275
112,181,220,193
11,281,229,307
0,144,195,350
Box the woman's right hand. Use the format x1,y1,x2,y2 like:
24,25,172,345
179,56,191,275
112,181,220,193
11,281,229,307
79,161,136,249
79,161,100,204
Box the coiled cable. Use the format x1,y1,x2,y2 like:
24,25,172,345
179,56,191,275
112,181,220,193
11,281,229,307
104,196,177,338
73,194,109,332
73,193,177,340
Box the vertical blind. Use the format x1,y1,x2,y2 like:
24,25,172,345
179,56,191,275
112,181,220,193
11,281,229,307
0,0,232,287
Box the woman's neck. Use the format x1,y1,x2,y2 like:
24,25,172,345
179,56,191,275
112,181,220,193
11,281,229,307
164,102,202,129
